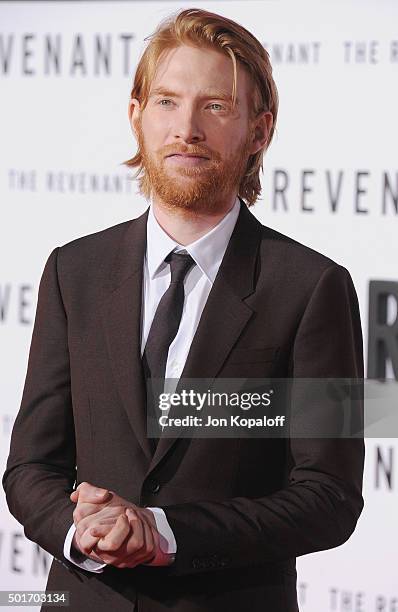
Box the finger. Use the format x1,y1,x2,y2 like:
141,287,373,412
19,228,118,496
70,482,110,504
138,510,160,552
122,510,156,565
141,508,157,531
73,501,109,525
73,494,125,525
110,512,154,569
90,511,158,569
124,509,145,557
113,522,156,569
75,506,125,538
92,517,120,526
71,482,110,503
95,514,131,553
78,530,101,556
73,529,108,565
88,523,115,539
78,515,119,555
90,509,143,568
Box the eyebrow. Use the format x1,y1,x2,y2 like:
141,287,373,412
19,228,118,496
149,86,239,104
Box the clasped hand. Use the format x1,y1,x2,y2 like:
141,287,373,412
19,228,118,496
69,482,172,569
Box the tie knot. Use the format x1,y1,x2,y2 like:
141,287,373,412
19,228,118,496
165,251,196,284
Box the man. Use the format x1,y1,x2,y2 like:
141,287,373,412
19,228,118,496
3,7,364,612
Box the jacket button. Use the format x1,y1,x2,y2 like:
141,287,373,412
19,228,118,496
148,480,160,494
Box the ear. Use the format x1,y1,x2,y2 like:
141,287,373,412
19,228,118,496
128,97,141,139
249,110,274,155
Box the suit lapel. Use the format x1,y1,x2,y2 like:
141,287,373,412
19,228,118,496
148,200,263,472
100,201,263,470
101,207,154,461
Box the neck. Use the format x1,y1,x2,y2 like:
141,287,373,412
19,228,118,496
151,194,238,246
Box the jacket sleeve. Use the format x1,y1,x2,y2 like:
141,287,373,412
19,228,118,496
2,247,78,567
160,264,365,576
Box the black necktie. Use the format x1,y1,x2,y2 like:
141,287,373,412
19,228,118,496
143,250,196,448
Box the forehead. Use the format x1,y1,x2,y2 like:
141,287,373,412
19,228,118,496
149,44,250,102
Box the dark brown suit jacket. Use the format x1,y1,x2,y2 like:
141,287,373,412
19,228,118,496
3,199,364,611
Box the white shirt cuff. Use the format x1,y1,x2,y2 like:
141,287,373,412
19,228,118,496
146,507,177,554
63,523,107,573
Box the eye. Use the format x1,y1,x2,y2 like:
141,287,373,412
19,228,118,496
158,98,173,106
208,103,225,111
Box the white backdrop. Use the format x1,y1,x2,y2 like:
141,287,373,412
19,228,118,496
1,1,397,610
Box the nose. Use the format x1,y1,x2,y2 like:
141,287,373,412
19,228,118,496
173,105,204,143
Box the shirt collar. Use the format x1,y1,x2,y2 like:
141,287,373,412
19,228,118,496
146,196,241,284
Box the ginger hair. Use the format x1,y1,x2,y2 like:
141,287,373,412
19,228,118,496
122,8,278,206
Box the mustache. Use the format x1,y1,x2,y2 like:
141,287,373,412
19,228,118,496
161,144,217,159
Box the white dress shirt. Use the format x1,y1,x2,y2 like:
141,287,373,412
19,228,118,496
63,196,241,572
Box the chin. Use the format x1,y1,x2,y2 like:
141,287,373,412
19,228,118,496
159,193,229,216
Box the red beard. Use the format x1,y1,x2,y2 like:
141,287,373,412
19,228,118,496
137,120,252,215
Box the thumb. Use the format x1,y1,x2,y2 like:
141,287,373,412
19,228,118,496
70,482,110,503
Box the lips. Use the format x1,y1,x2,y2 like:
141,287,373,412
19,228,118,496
166,154,209,159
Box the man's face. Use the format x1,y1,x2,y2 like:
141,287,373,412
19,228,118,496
129,44,264,214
